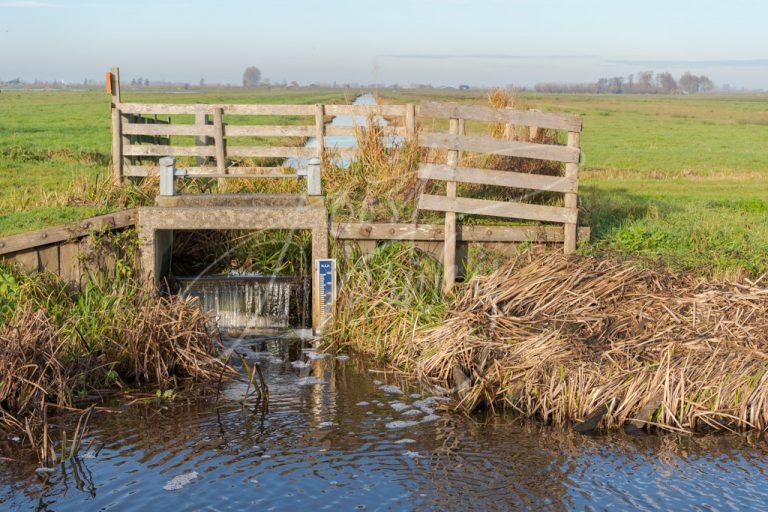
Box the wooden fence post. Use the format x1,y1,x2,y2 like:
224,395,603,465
564,131,580,253
405,103,416,141
108,67,123,183
195,108,209,167
315,104,325,161
111,108,122,183
443,117,461,293
213,107,226,187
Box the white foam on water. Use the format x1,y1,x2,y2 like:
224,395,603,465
306,351,331,360
420,414,440,423
80,450,97,459
385,420,420,430
394,438,416,444
35,467,55,475
401,409,423,417
268,356,283,364
403,451,421,459
163,471,198,491
409,393,421,399
336,355,350,362
290,360,310,369
379,385,404,395
355,401,370,406
318,421,333,428
365,411,373,415
296,376,325,386
372,380,383,385
389,401,411,412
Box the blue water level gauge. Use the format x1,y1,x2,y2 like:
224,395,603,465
314,259,337,332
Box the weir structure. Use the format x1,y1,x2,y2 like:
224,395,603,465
138,156,329,332
0,68,588,333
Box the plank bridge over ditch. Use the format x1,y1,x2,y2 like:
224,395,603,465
0,68,588,332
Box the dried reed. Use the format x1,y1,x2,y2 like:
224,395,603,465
327,249,768,433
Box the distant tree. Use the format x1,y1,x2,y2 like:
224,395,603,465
656,72,677,94
144,78,150,87
698,75,715,92
242,66,262,87
609,76,624,94
200,77,205,87
637,71,655,93
679,72,700,94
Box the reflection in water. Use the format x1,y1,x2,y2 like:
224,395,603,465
2,332,768,511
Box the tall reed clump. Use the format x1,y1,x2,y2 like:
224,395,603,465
407,253,768,433
0,255,235,464
326,243,448,364
324,116,421,223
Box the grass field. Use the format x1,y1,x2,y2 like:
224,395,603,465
1,88,767,276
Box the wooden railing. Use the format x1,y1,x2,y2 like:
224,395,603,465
108,69,416,181
416,101,582,290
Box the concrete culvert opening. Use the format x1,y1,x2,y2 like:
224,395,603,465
167,229,312,331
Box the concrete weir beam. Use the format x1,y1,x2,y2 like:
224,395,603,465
137,194,329,331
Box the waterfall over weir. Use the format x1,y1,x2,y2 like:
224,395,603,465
175,275,310,329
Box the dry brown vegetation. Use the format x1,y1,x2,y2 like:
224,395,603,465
0,261,235,464
326,248,768,434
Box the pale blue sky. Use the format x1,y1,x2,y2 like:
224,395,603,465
1,0,766,87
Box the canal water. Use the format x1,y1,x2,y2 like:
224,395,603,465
2,331,768,511
286,92,402,169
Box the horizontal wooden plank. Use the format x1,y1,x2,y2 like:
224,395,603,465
325,104,406,116
0,210,137,256
177,173,299,179
123,144,216,157
226,146,315,158
125,165,295,177
417,101,582,132
123,123,213,136
331,222,589,243
118,103,202,115
118,103,316,116
418,164,577,193
418,194,577,224
225,125,314,137
420,132,579,164
325,125,406,137
224,104,315,116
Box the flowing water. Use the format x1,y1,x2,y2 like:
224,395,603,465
2,331,768,511
176,276,310,329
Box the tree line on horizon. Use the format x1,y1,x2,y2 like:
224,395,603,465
535,71,715,95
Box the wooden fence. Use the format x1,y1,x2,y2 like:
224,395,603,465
416,101,582,290
109,68,416,180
